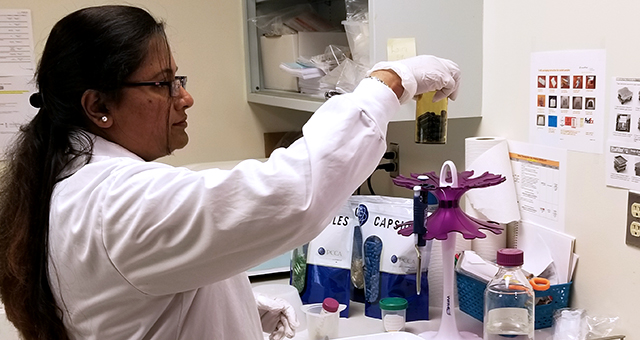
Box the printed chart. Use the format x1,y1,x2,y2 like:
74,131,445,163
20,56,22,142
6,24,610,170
606,77,640,190
530,50,605,154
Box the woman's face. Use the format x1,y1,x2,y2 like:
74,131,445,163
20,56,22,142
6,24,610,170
106,37,194,161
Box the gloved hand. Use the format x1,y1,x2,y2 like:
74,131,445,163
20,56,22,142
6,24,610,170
254,292,300,340
367,55,461,104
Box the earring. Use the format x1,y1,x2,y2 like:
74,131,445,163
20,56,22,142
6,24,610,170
101,116,108,123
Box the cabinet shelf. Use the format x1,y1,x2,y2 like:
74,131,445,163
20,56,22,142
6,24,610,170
248,91,324,112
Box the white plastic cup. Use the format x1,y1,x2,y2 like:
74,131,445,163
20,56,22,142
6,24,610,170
301,302,346,340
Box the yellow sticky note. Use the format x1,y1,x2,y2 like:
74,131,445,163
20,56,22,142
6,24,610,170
387,38,417,61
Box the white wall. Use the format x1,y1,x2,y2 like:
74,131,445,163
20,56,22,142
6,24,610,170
478,0,638,338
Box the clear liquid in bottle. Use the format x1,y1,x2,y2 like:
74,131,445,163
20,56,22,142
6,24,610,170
483,248,534,340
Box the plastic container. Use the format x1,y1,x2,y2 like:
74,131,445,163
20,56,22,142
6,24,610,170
415,91,448,144
302,298,347,340
483,248,534,340
379,297,408,332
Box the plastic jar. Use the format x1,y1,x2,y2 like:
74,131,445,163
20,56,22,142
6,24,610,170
415,91,448,144
379,297,408,332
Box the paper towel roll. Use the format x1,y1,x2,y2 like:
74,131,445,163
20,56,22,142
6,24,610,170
465,137,521,261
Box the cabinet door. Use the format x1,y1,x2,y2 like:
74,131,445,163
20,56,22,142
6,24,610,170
369,0,483,120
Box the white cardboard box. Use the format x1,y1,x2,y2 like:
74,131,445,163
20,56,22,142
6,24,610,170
260,32,347,92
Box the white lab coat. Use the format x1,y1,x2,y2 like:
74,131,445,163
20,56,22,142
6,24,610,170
47,78,400,339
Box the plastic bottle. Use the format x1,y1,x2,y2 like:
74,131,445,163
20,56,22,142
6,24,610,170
307,298,339,340
320,297,339,315
483,248,534,340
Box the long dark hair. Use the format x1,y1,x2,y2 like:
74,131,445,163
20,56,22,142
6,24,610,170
0,6,166,339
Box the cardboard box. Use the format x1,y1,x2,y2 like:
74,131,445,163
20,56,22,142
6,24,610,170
260,32,348,92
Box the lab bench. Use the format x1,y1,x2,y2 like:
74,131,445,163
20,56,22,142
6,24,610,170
251,275,554,340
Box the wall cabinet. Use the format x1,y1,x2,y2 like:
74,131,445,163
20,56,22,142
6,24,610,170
243,0,483,121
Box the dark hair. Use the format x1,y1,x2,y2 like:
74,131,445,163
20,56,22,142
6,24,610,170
0,5,166,339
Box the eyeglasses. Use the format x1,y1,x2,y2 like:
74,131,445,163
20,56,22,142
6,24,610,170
123,76,187,97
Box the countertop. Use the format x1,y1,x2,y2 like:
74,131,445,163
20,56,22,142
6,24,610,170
251,275,554,340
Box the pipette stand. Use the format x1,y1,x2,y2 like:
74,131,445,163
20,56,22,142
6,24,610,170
418,236,481,340
393,160,506,340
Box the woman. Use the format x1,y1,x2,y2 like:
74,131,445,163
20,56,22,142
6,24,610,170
0,5,459,340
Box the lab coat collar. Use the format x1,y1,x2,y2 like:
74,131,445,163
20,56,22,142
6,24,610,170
60,131,144,180
89,133,145,163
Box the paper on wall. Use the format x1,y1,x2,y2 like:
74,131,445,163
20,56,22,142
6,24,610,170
0,10,37,156
529,49,606,154
507,140,567,232
0,9,35,76
605,77,640,191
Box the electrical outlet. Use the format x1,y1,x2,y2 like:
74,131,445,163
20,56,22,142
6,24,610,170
626,191,640,248
388,142,399,178
632,203,640,218
630,222,640,237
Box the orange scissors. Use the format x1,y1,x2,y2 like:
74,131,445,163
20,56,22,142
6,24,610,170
507,276,550,291
529,277,551,291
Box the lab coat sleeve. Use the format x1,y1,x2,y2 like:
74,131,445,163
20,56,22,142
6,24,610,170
101,78,401,295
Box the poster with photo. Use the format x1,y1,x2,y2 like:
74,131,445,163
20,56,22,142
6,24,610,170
529,50,606,153
605,77,640,190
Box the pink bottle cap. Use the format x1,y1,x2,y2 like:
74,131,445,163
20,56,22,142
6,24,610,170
496,248,524,267
322,297,339,313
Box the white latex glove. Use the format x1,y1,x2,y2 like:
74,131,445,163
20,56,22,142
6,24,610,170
367,55,461,104
254,292,300,340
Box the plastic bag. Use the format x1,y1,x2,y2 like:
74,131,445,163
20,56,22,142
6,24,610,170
345,0,368,21
341,19,370,67
248,9,296,36
248,4,336,36
320,58,368,95
352,195,432,322
305,45,350,74
295,199,357,318
553,308,620,340
586,314,620,339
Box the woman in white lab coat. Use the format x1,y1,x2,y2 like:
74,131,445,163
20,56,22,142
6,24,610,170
0,5,459,340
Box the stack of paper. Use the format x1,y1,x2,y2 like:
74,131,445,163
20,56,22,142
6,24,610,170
279,62,324,80
298,77,333,98
515,220,577,284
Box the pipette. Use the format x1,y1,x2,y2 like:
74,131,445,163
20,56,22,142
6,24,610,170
413,175,431,295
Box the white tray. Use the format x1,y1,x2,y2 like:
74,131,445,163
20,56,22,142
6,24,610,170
335,332,424,340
